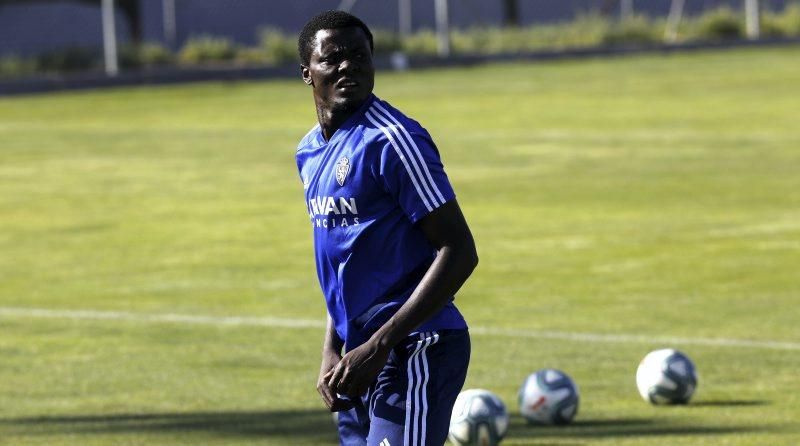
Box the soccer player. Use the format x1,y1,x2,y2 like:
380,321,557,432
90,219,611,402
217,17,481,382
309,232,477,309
295,10,478,446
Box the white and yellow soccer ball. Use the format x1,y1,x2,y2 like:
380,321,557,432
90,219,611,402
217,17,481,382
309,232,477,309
518,369,579,425
448,389,509,446
636,348,698,404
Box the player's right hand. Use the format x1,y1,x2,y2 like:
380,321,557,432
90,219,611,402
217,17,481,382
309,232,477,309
318,351,355,412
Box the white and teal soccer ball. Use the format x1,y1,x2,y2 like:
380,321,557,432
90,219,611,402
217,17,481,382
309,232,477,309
636,348,698,405
518,369,579,425
448,389,509,446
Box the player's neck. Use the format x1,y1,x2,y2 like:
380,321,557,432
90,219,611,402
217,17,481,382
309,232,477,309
315,99,365,141
317,108,345,141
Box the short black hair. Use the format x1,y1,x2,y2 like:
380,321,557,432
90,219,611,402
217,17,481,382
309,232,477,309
298,10,374,66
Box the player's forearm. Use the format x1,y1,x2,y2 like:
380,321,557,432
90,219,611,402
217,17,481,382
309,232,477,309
323,315,344,354
370,242,478,351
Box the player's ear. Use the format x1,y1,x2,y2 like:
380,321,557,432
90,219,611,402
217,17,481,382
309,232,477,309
301,65,313,86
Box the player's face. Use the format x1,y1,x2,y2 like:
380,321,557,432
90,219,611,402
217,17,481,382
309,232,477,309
303,27,375,114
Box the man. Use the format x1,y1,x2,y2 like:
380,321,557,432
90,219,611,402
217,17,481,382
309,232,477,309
295,10,478,446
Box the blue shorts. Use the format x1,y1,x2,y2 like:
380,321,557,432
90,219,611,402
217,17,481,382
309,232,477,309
337,329,470,446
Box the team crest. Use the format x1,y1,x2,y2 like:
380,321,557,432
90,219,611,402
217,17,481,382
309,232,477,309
335,157,350,186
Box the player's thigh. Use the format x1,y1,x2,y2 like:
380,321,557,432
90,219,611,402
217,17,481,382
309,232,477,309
337,399,370,446
367,329,470,446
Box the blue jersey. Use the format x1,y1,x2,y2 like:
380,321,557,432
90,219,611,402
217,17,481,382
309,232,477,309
296,94,467,350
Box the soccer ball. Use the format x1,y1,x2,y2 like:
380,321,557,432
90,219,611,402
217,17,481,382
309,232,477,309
448,389,509,446
518,369,579,425
636,348,698,404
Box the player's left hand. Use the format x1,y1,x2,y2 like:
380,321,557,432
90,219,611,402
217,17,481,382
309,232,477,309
327,339,390,398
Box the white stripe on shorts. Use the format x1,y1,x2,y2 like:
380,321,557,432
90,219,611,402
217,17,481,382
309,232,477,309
418,331,440,446
404,333,427,446
404,332,440,446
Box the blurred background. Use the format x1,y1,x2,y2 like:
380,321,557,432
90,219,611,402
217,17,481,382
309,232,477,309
1,1,799,445
1,0,799,82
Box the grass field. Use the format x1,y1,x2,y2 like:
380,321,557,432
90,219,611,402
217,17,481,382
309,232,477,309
1,46,799,445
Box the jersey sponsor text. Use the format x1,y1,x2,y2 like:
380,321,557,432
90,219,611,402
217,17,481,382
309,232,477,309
308,195,359,229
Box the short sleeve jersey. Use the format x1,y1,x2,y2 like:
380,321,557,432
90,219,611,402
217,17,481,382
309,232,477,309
296,94,467,350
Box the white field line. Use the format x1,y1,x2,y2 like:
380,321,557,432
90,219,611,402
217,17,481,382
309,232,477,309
467,327,800,351
1,306,799,351
0,307,324,329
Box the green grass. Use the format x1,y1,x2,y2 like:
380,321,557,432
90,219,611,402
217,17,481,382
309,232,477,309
1,46,799,445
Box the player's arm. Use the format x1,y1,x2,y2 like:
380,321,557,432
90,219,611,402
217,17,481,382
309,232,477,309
328,199,478,398
317,315,353,411
372,199,477,348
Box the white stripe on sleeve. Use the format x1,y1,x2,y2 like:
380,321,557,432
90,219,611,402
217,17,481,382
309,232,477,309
369,104,441,208
372,102,447,204
365,109,434,212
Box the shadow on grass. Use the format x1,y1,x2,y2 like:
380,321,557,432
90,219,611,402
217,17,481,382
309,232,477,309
2,409,774,443
1,409,338,441
505,417,765,440
690,399,770,407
